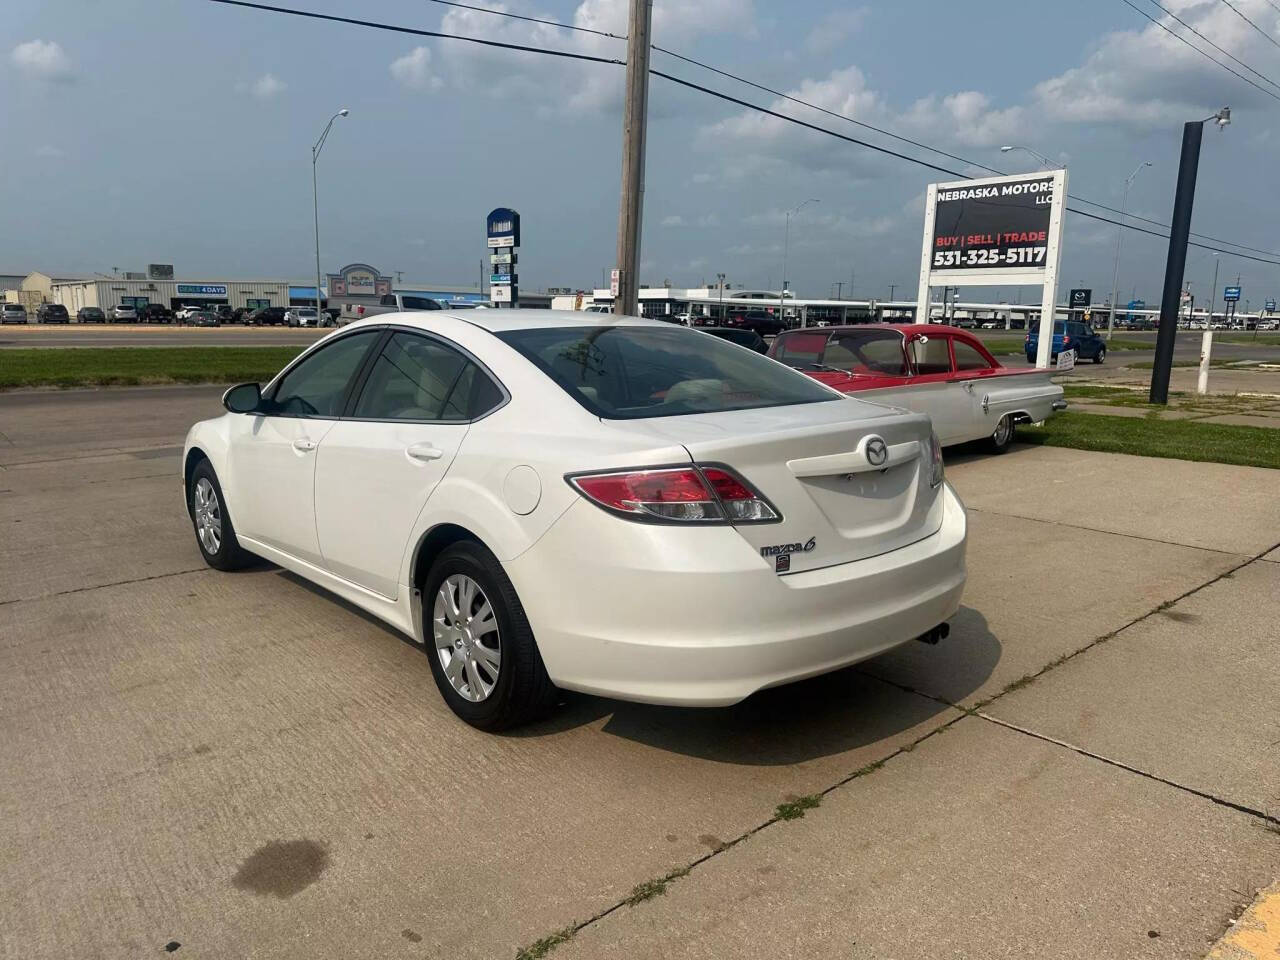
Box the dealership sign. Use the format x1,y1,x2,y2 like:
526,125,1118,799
917,170,1067,369
176,284,227,296
486,208,520,306
1224,285,1241,302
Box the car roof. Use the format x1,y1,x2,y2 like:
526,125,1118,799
359,308,671,335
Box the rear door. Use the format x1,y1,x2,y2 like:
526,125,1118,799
625,400,943,574
313,329,506,598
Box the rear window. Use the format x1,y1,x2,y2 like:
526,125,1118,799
773,332,827,368
823,330,908,376
497,325,837,420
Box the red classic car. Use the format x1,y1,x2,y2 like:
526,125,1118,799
768,324,1066,452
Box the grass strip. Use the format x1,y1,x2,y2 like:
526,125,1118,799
0,347,305,389
1018,411,1280,469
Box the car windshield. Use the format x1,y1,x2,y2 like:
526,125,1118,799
298,308,316,315
497,324,837,420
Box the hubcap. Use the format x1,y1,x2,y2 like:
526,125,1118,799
433,574,501,703
192,477,222,555
993,416,1012,446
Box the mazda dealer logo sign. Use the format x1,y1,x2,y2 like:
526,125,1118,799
866,437,888,466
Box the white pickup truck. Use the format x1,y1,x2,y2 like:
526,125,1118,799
339,293,445,325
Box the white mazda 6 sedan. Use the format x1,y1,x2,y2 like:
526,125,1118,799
183,310,966,729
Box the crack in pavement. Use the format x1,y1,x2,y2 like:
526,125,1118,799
966,506,1249,557
514,536,1280,958
0,566,209,607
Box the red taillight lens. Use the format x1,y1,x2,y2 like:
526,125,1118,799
1063,335,1071,345
570,466,777,523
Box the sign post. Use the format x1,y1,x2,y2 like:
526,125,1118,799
486,208,520,308
917,169,1067,369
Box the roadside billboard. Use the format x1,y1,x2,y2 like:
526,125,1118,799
917,169,1067,369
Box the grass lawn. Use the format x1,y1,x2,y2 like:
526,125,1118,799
1018,411,1280,469
0,347,305,389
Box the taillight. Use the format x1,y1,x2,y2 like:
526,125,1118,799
1063,335,1072,345
357,305,365,315
569,466,778,524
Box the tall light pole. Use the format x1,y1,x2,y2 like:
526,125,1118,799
780,198,818,327
312,108,349,323
716,271,726,324
1106,161,1152,340
999,144,1063,170
1209,254,1220,328
1151,106,1230,404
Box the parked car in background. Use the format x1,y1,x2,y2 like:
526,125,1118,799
0,303,28,324
250,306,289,326
672,312,696,325
770,324,1065,453
338,294,443,325
322,308,341,326
36,303,70,323
285,306,320,327
111,304,138,322
1257,317,1279,331
583,304,612,314
183,312,965,729
213,305,235,324
724,310,785,337
76,306,107,323
700,327,769,354
188,310,219,327
174,304,203,322
1024,320,1107,364
140,304,174,324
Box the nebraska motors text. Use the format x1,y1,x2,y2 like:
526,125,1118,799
937,181,1054,203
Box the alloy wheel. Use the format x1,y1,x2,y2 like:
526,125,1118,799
993,415,1012,447
192,477,222,555
433,574,502,702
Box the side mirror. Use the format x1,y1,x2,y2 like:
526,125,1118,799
223,382,262,414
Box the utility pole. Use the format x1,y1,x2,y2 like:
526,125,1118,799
833,281,844,300
717,272,726,323
614,0,653,318
888,284,897,301
1151,107,1229,404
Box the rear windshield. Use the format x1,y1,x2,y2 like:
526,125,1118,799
497,325,837,420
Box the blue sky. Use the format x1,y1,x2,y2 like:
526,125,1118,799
4,0,1280,306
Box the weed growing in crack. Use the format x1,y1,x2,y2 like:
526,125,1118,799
775,794,822,820
625,866,691,906
515,926,575,960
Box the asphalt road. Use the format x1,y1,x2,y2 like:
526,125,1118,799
1,385,1277,958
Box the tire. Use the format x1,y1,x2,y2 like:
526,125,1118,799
988,414,1014,455
422,541,557,730
188,460,257,571
1094,346,1106,364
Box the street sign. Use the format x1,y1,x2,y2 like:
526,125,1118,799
492,285,513,303
1266,299,1277,312
1224,285,1242,302
1056,349,1076,372
610,268,620,297
486,207,520,307
1069,288,1091,308
490,251,515,266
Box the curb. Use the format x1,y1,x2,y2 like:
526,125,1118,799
1206,881,1280,959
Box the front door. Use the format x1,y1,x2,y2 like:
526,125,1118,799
228,328,382,565
314,330,506,598
905,333,966,444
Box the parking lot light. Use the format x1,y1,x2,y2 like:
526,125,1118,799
313,109,349,324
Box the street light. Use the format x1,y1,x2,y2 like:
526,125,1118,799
716,272,726,324
780,198,818,328
312,108,349,323
1105,160,1152,340
1150,106,1230,404
999,144,1063,169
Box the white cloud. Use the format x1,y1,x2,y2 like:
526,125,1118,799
11,40,74,82
805,9,867,56
390,46,443,91
236,73,286,98
34,144,65,159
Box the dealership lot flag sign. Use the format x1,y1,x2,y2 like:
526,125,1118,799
487,208,520,306
917,170,1068,369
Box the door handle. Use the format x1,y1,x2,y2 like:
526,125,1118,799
962,382,975,393
292,438,317,452
406,442,444,462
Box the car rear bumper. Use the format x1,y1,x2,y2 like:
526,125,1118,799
507,482,967,706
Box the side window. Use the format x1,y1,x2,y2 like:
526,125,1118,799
952,340,992,372
773,332,827,368
401,296,442,310
826,333,908,375
269,330,380,418
353,332,503,421
380,294,397,306
909,337,952,375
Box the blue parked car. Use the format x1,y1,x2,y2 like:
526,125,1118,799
1025,320,1107,364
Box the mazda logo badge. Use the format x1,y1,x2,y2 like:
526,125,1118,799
866,436,888,466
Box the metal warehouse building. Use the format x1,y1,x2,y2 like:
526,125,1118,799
50,276,290,315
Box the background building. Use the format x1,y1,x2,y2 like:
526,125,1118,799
50,276,290,314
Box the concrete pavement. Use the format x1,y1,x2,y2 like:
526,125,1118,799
1,385,1277,959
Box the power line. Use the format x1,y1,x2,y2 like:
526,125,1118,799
208,0,624,64
1116,0,1280,102
424,0,623,40
420,0,1280,257
1142,0,1280,91
1216,0,1280,51
210,0,1280,266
